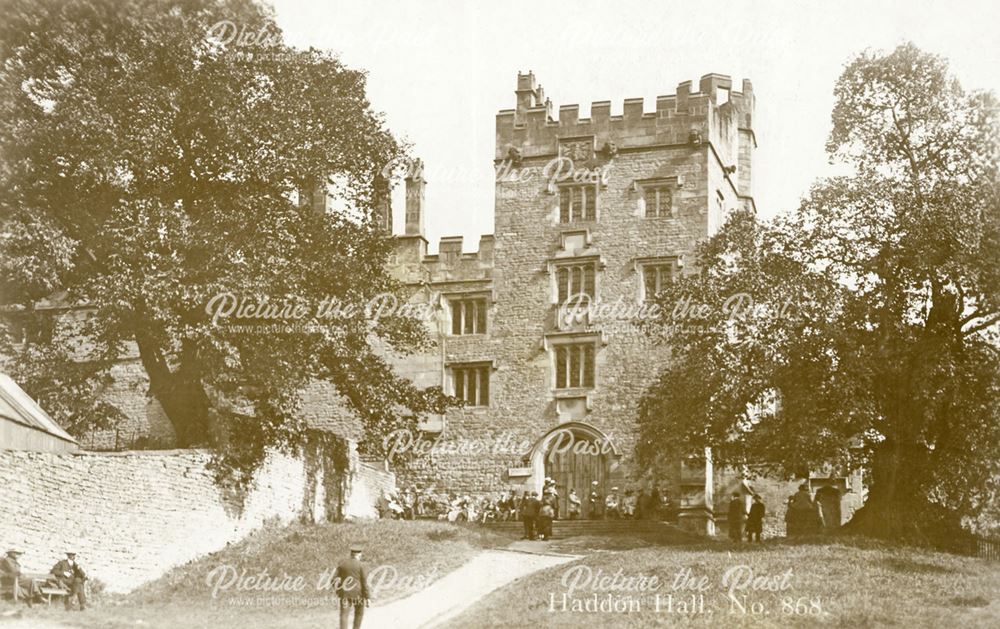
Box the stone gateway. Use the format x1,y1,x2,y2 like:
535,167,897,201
384,72,758,533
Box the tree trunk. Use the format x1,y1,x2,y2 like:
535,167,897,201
133,323,212,447
843,440,968,550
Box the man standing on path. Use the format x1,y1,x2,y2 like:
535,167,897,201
50,551,87,610
523,491,541,540
517,490,529,534
335,544,370,629
728,492,745,542
605,487,621,519
538,492,556,541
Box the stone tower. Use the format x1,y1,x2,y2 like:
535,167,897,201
388,71,756,534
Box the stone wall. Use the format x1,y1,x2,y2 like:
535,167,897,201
347,459,398,518
80,359,177,450
0,444,393,593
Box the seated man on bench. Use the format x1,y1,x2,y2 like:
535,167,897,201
0,549,42,606
50,551,87,611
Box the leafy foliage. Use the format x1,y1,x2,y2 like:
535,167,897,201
638,43,1000,541
0,0,451,485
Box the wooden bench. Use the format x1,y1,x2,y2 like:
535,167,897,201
1,574,68,605
39,584,70,604
0,581,14,602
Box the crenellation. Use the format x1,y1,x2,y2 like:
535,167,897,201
558,104,579,126
590,100,611,125
438,235,464,258
676,80,691,110
526,105,550,127
495,75,754,164
477,234,495,263
656,95,676,115
698,72,732,101
623,97,644,120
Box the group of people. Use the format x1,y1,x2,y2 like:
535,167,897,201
785,483,827,534
0,549,87,610
727,493,767,542
518,480,677,539
582,483,673,520
378,482,678,529
519,477,560,540
378,487,500,523
728,484,834,542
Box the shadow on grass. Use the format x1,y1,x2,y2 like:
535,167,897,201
541,525,980,562
884,556,958,574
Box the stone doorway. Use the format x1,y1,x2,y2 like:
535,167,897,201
528,422,618,519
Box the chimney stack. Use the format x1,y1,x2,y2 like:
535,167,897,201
374,174,392,233
515,71,546,124
404,158,426,236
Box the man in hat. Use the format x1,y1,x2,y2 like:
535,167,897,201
605,487,621,519
50,551,87,610
588,481,603,520
746,495,766,543
334,544,370,629
543,478,560,518
728,492,746,542
522,491,541,540
0,549,41,606
567,488,581,520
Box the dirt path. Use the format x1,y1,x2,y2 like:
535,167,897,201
0,619,70,629
364,544,580,628
0,543,580,629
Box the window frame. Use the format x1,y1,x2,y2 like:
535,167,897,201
552,257,600,306
558,183,598,223
448,362,492,407
634,177,680,219
552,341,597,391
447,295,489,336
635,257,680,303
643,184,674,218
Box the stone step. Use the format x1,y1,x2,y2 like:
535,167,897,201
484,520,677,536
485,520,669,527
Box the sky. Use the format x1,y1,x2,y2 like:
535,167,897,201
272,0,1000,253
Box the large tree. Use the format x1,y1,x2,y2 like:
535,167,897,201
638,43,1000,544
0,0,449,483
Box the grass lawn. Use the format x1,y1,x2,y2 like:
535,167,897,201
0,519,508,629
543,524,704,554
5,521,998,628
444,536,1000,628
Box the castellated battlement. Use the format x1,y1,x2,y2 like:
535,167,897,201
497,71,755,171
390,233,495,285
422,234,494,282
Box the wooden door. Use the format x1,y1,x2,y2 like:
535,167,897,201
545,436,608,518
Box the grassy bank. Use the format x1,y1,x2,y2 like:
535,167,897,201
444,536,1000,628
1,519,507,629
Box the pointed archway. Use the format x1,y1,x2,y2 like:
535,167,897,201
526,422,620,517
